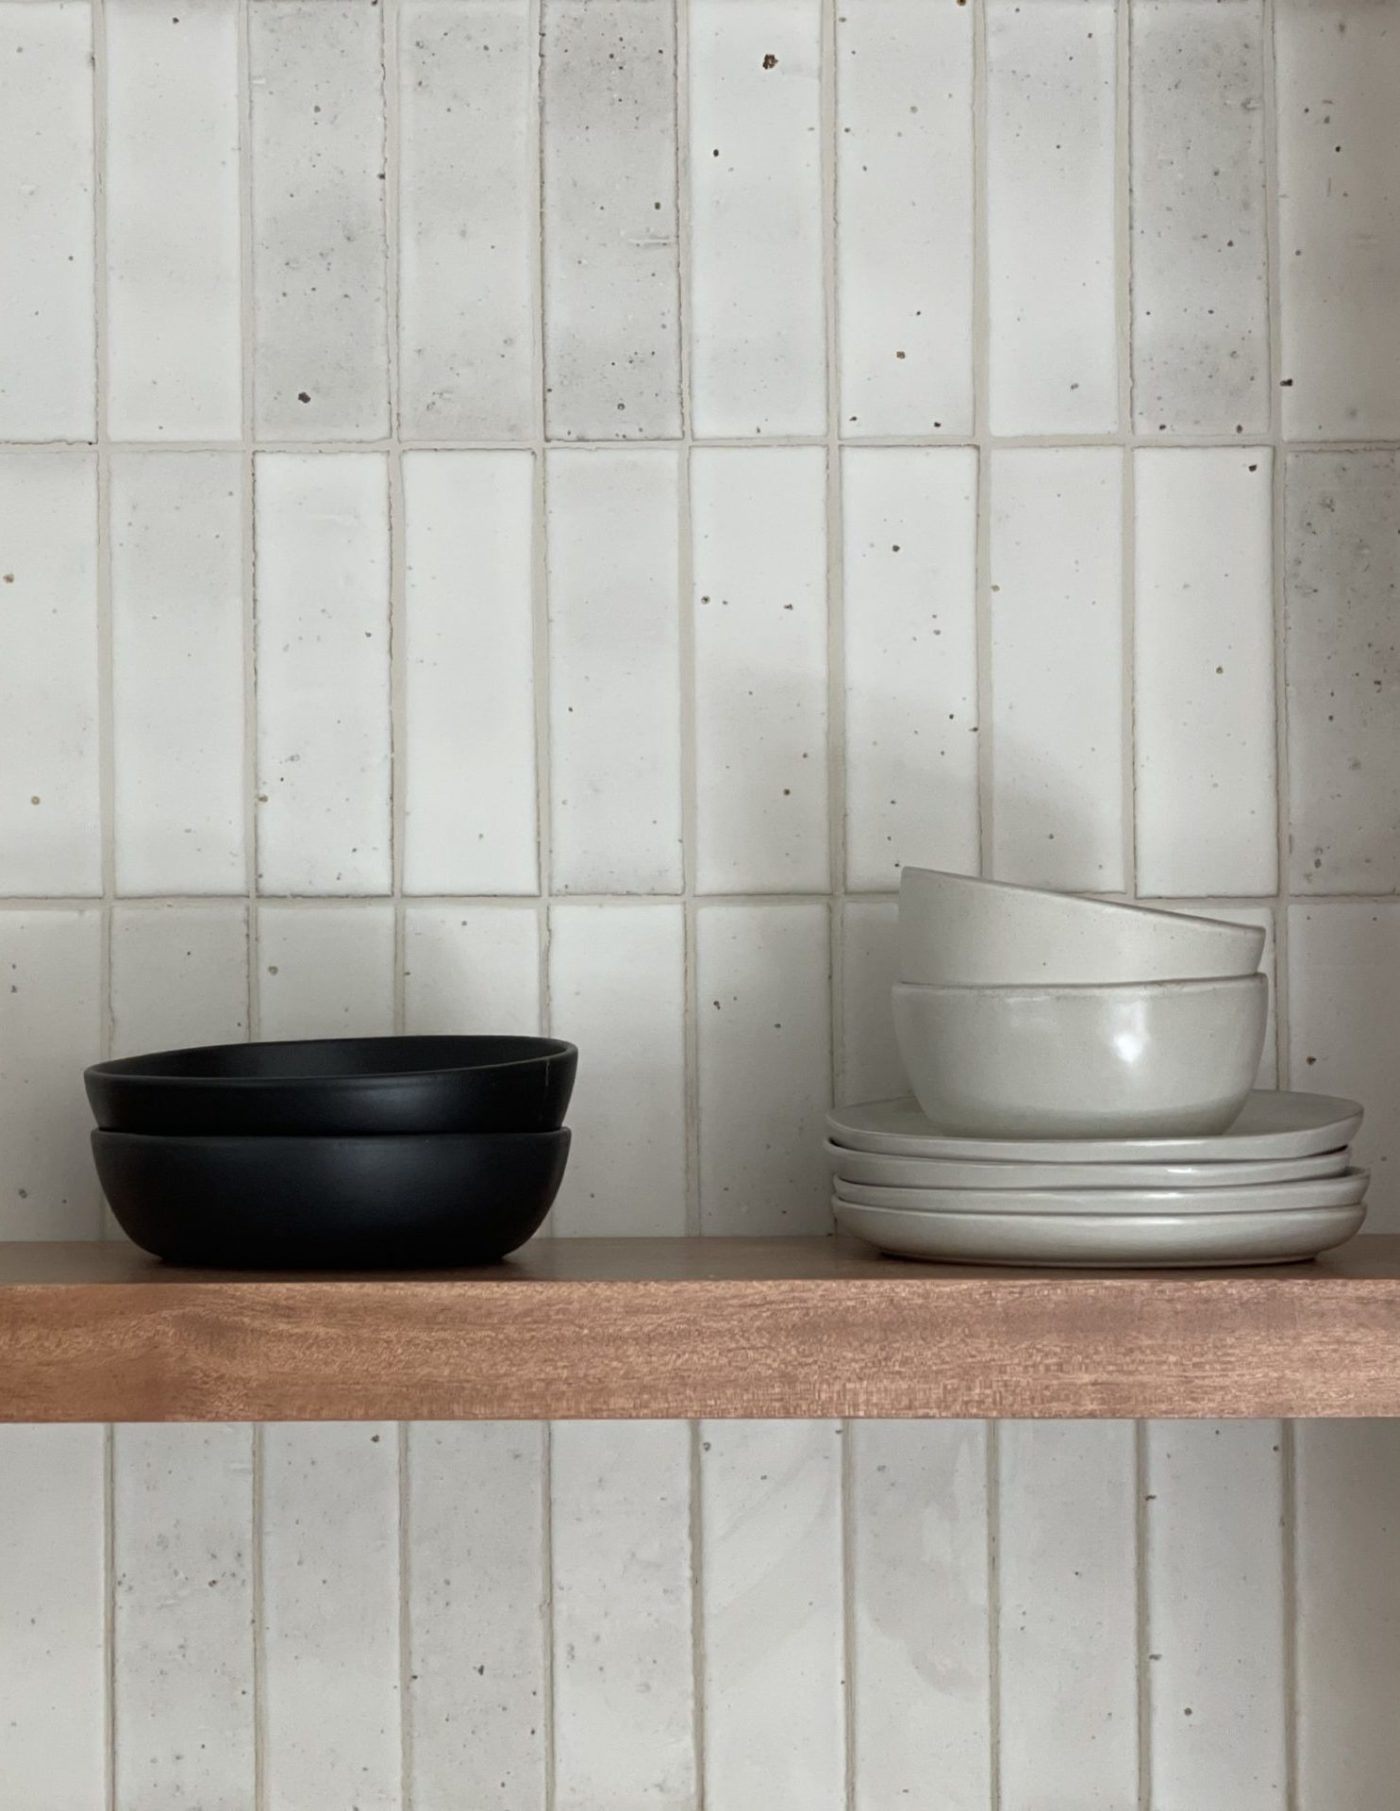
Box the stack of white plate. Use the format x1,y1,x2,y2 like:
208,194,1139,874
827,870,1369,1267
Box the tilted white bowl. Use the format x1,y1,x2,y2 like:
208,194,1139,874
898,867,1265,986
891,973,1269,1139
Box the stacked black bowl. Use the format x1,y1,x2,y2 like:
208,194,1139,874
84,1036,577,1269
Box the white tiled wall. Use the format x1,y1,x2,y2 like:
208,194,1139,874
0,0,1397,1802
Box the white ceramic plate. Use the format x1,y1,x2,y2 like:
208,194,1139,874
833,1197,1368,1268
825,1090,1364,1164
831,1168,1369,1218
823,1140,1351,1192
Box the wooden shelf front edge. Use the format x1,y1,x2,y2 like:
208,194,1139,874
2,1236,1400,1423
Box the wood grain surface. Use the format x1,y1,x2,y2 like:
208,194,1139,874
2,1236,1399,1422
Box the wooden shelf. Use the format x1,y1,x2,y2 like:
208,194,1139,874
2,1236,1399,1422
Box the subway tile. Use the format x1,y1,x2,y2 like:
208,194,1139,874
111,903,249,1056
988,449,1125,891
105,0,241,439
111,452,245,895
1295,1422,1400,1811
700,1421,845,1811
986,0,1118,435
696,902,830,1234
407,1424,548,1811
692,448,829,893
254,454,391,895
1285,452,1400,894
0,453,100,895
1143,1421,1286,1811
547,450,682,893
1164,904,1278,1086
849,1422,991,1811
0,1428,106,1811
997,1421,1139,1810
542,0,681,440
399,0,534,441
552,1423,696,1811
402,451,537,895
839,899,903,1106
403,904,540,1035
0,909,102,1239
1276,0,1400,437
836,0,974,437
1133,450,1276,897
257,902,396,1038
689,0,826,437
1130,0,1268,436
1288,903,1400,1230
842,448,979,891
262,1425,401,1811
250,0,389,440
548,902,686,1235
113,1426,256,1811
0,1,94,440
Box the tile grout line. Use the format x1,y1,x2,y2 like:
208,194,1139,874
1135,1421,1152,1811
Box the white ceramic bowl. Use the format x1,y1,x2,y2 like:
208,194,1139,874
898,867,1265,985
891,973,1268,1139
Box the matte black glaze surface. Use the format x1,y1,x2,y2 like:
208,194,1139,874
91,1128,571,1268
85,1036,577,1136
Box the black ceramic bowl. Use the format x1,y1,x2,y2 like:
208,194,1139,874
85,1036,577,1137
91,1127,570,1268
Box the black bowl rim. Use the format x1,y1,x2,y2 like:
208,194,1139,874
86,1035,578,1091
91,1126,571,1152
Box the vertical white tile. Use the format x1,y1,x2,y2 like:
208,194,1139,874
0,1,94,440
986,0,1118,435
0,908,102,1238
402,450,538,895
1296,1422,1400,1811
552,1423,696,1811
403,904,541,1035
689,0,826,437
835,0,974,437
692,448,829,893
1288,903,1400,1229
1166,904,1278,1086
0,453,101,895
849,1422,991,1811
254,453,391,895
262,1424,400,1811
1144,1421,1286,1811
111,903,249,1056
111,452,245,894
105,0,241,439
399,0,534,441
548,902,686,1235
1130,0,1268,436
257,902,396,1038
842,448,979,890
701,1421,845,1811
1285,452,1400,894
997,1421,1138,1810
250,0,389,440
988,449,1125,891
839,899,902,1106
1276,0,1400,437
1133,449,1276,897
542,0,681,440
0,1427,106,1811
113,1426,255,1811
407,1423,548,1811
547,450,682,893
696,902,830,1234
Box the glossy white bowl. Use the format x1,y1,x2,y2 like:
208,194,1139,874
898,867,1265,986
891,973,1269,1139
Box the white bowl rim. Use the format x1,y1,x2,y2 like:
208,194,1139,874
892,972,1267,1001
898,867,1263,940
